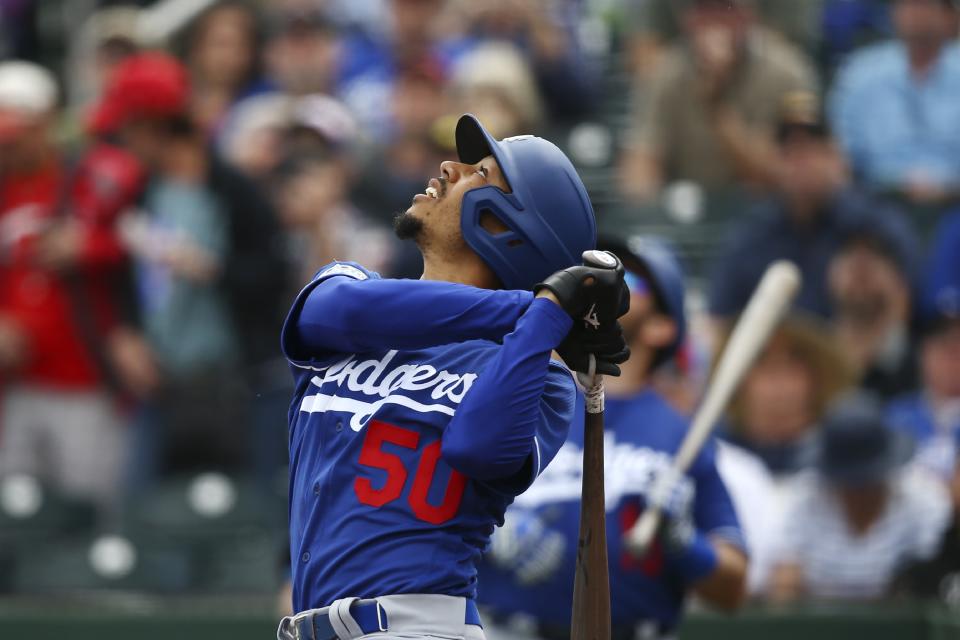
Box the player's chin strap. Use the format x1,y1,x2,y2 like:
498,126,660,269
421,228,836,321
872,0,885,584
577,354,604,414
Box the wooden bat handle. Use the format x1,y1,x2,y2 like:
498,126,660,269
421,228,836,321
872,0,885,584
571,379,611,640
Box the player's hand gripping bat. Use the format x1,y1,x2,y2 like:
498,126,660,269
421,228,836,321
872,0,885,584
626,261,801,556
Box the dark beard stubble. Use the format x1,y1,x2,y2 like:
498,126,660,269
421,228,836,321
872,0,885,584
393,210,425,241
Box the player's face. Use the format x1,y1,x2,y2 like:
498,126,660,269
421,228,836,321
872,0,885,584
395,154,510,249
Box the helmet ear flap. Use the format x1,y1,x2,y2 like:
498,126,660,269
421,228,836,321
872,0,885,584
461,185,531,290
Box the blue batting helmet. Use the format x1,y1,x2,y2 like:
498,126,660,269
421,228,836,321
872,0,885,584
455,114,597,291
600,235,686,370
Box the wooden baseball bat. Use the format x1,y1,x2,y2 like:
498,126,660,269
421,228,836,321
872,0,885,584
570,369,611,640
626,260,802,556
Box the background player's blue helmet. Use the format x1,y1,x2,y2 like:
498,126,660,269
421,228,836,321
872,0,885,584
600,235,686,370
455,114,597,291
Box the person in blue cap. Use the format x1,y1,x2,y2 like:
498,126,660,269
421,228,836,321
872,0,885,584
769,392,950,602
477,235,747,640
275,114,629,640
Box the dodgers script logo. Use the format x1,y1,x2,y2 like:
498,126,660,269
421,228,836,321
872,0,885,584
298,350,478,432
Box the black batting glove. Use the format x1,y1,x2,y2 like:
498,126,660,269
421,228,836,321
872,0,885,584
534,250,628,326
557,322,630,376
536,250,631,376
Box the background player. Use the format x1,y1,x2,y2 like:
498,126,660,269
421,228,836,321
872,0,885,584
478,236,748,640
277,114,629,640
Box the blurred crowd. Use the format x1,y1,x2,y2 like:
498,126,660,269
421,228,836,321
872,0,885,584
1,0,960,613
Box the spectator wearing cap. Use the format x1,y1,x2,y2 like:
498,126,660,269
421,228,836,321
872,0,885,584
618,0,817,203
708,92,896,322
89,53,287,480
828,211,922,399
219,92,294,182
769,393,951,602
220,91,361,183
0,60,149,514
721,314,855,477
885,212,960,480
829,0,960,206
479,236,747,639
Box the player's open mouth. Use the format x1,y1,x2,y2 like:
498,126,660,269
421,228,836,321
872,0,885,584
424,177,442,199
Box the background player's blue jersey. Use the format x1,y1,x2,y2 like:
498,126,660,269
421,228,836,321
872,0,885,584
282,262,576,612
477,389,745,631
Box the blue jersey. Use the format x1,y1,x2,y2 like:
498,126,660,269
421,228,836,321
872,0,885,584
477,389,745,631
282,262,576,612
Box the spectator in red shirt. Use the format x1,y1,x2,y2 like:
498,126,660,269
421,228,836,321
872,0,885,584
0,60,152,514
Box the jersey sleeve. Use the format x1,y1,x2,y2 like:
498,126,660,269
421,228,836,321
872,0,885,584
281,261,381,364
281,261,536,363
529,362,578,481
691,439,748,553
441,298,576,493
490,360,578,495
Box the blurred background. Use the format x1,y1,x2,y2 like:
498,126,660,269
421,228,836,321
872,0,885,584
0,0,960,637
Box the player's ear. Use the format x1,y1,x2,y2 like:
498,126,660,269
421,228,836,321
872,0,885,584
644,315,677,351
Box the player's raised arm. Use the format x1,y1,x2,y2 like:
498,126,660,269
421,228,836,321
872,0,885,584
441,254,629,486
283,264,536,361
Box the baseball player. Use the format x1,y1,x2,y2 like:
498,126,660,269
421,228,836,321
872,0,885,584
478,237,748,640
277,115,629,640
